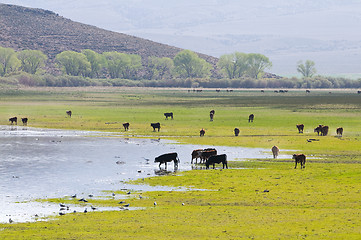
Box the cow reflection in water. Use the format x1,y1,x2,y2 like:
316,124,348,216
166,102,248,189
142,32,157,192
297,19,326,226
154,152,180,169
154,169,176,176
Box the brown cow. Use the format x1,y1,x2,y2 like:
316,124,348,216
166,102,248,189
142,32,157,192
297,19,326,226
321,125,329,136
200,128,205,137
336,127,343,137
293,154,306,169
191,149,203,164
272,146,280,159
123,122,130,131
296,124,304,133
200,149,217,163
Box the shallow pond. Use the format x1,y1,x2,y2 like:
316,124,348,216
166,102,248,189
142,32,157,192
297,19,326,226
0,126,282,223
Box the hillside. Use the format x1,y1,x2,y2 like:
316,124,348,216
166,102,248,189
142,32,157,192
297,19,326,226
0,4,217,65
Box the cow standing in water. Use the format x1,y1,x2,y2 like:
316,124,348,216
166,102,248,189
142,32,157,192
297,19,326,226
155,152,179,169
271,146,280,159
234,128,240,136
336,127,343,137
206,154,228,169
66,111,72,118
248,114,254,123
9,117,17,125
200,128,205,137
293,154,306,169
123,122,130,131
296,124,304,133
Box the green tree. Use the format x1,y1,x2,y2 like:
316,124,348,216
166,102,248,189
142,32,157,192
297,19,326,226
217,52,249,79
297,60,317,78
56,51,91,77
123,54,142,79
0,47,20,76
246,53,272,79
17,50,47,74
147,56,174,79
81,49,104,78
173,50,211,78
103,52,131,79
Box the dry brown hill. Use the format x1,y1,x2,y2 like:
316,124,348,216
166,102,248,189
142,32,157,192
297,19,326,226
0,4,217,65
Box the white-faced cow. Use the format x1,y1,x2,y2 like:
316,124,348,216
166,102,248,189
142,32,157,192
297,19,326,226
164,112,173,120
66,110,72,118
336,127,343,137
293,154,306,169
21,118,28,126
234,128,240,136
272,146,280,159
248,114,254,123
151,122,161,132
206,154,228,169
9,117,17,125
123,122,130,131
296,124,304,133
155,152,179,169
191,149,203,164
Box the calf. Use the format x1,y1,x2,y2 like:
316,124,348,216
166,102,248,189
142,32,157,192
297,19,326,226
206,154,228,169
272,145,280,159
155,152,179,169
123,122,130,131
9,117,17,125
164,112,173,120
296,124,304,133
151,122,161,132
21,118,28,126
336,127,343,137
293,154,306,169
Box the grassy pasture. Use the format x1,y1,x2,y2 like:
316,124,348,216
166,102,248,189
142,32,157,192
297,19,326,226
0,87,361,239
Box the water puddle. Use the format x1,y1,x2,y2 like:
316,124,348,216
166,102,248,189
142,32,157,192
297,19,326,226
0,125,274,223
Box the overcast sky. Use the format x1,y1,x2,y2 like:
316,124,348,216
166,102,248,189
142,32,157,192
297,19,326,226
3,0,361,76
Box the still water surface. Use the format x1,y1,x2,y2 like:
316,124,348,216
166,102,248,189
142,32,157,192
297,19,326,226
0,126,276,223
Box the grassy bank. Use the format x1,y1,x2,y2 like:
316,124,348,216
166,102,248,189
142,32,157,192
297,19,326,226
0,87,360,239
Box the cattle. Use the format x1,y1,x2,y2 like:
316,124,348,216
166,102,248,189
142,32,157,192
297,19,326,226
164,112,173,120
272,146,280,159
234,128,240,136
21,118,28,126
206,154,228,169
261,90,265,93
248,114,254,123
123,122,130,131
154,152,179,169
66,110,72,118
358,90,361,94
296,124,304,133
210,112,214,121
151,122,161,132
191,149,203,164
200,148,217,163
306,90,310,93
200,128,205,137
216,89,221,92
210,110,215,115
9,117,17,125
336,127,343,137
314,125,322,135
314,125,329,136
293,154,306,169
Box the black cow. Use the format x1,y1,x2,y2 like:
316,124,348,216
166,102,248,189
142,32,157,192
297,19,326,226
358,91,361,94
123,122,130,131
296,124,304,133
206,154,228,169
21,118,28,126
315,125,329,136
151,122,161,132
293,154,306,169
306,90,311,93
248,114,254,123
164,112,173,120
66,110,72,118
200,128,205,137
9,117,17,125
336,127,343,137
155,152,179,169
210,110,215,121
234,128,240,136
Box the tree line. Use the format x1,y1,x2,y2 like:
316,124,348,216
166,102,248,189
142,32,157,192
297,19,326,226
0,46,361,88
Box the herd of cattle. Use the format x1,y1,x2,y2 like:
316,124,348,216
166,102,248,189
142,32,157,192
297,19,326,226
8,108,345,170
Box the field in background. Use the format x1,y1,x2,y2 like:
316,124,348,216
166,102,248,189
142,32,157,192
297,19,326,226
0,87,360,239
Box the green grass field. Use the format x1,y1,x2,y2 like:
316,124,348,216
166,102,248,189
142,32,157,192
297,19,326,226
0,87,361,239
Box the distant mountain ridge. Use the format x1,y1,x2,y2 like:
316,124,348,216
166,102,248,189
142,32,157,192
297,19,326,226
0,4,217,65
